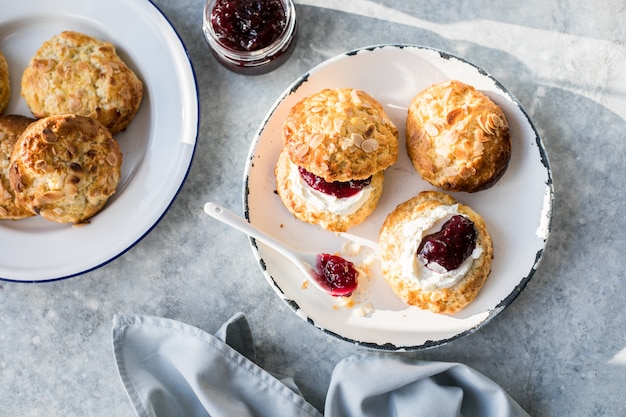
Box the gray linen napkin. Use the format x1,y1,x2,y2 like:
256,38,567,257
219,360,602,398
112,313,529,417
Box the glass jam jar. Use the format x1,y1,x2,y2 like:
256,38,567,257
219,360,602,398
203,0,297,75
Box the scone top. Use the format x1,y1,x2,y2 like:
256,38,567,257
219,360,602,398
282,88,399,182
20,31,144,134
406,80,511,192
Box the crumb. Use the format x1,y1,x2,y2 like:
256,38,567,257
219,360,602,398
354,302,374,317
341,241,362,257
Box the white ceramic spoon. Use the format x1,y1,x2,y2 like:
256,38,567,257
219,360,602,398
203,202,358,296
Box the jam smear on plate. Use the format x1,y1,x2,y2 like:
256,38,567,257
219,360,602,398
298,166,372,198
314,253,359,297
417,215,477,272
210,0,287,51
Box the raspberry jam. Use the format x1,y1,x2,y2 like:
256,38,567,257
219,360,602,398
210,0,287,51
417,215,477,272
203,0,297,74
298,166,372,198
314,253,359,297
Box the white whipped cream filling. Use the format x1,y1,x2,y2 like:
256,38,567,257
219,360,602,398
288,162,373,216
398,204,483,291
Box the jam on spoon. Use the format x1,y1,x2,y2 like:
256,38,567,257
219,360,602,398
203,202,358,297
417,215,477,272
298,166,372,198
314,253,359,297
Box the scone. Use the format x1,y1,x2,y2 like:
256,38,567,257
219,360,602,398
0,115,36,219
406,80,511,192
0,51,9,114
276,88,399,232
21,31,143,134
9,114,123,224
379,191,493,314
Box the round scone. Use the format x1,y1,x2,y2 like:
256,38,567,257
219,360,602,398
406,80,511,192
9,114,122,224
0,115,36,219
21,31,143,134
0,50,9,114
276,88,399,231
379,191,493,314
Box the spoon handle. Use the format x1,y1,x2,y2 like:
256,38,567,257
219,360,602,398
203,202,298,264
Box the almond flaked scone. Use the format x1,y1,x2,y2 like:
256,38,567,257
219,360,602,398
9,114,122,224
276,88,398,231
379,191,493,314
406,80,511,192
21,31,143,134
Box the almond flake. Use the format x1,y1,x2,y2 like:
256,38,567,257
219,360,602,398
488,113,504,128
424,121,439,136
361,139,379,153
446,108,463,124
41,128,58,144
295,144,309,159
64,184,78,196
69,97,82,112
459,166,476,179
333,117,344,133
106,152,119,166
442,130,457,146
477,115,495,135
66,175,81,185
350,133,364,147
453,146,468,159
308,133,324,148
341,138,353,151
42,191,64,202
350,89,361,103
442,166,459,177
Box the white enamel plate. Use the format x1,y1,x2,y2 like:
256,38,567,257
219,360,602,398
0,0,198,282
244,45,552,350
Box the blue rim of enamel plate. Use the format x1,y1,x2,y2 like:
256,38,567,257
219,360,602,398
0,0,198,282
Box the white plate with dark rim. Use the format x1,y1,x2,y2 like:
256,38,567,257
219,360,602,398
0,0,198,282
244,44,553,351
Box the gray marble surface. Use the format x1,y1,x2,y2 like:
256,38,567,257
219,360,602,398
1,0,625,415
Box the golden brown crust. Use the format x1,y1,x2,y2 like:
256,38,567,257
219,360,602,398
379,191,493,314
406,80,511,192
0,115,36,219
282,88,398,182
9,114,122,224
21,31,143,134
0,51,9,114
275,149,384,232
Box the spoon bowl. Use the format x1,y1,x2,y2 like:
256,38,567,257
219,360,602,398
203,202,358,296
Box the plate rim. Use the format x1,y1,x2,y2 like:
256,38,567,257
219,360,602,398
244,43,553,350
0,0,199,283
